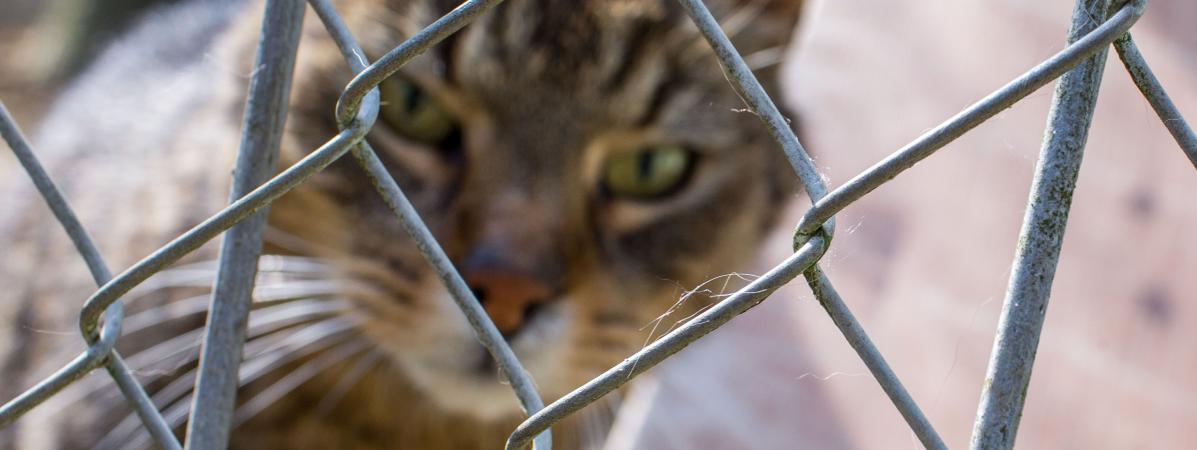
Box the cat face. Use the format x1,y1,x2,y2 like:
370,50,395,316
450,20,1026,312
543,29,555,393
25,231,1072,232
271,0,802,418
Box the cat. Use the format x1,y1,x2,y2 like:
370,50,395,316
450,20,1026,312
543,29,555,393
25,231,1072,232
0,0,805,448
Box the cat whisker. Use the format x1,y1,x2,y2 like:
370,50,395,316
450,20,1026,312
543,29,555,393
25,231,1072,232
314,350,385,415
169,255,335,276
98,318,363,449
255,254,338,274
72,314,345,434
232,339,373,426
124,255,337,301
98,384,191,450
578,391,621,450
129,319,329,418
719,0,769,43
123,299,350,375
123,267,221,300
236,317,363,384
123,282,345,336
155,317,363,415
253,279,347,302
60,299,348,413
679,0,768,66
743,44,786,71
263,226,361,261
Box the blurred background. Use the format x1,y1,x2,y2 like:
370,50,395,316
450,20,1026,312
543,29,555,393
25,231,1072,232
1,0,187,124
2,0,1194,448
612,0,1197,448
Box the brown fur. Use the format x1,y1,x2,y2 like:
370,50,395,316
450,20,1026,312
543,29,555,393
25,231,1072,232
0,0,805,448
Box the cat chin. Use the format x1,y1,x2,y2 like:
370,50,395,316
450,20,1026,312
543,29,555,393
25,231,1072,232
407,363,530,420
393,345,566,421
378,292,577,420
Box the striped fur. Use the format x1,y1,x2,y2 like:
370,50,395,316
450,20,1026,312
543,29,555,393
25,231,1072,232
1,0,804,448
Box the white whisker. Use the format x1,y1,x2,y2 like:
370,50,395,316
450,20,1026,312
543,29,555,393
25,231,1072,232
719,0,768,43
233,339,372,426
123,299,350,374
123,282,343,336
680,0,767,66
149,316,357,412
315,350,384,415
743,45,786,71
78,305,350,423
99,317,363,449
252,279,344,302
236,317,363,383
125,255,336,301
575,389,620,450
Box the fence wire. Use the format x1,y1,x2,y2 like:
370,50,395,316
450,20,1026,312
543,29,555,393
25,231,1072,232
0,0,1191,449
185,1,305,447
971,1,1120,447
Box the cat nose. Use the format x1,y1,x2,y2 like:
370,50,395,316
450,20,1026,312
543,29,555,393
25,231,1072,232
464,268,555,337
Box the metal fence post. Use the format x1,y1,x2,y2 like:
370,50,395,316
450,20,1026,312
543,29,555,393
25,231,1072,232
184,1,305,448
970,0,1114,448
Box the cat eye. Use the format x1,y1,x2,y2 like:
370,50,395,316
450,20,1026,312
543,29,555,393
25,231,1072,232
379,77,458,148
601,145,695,200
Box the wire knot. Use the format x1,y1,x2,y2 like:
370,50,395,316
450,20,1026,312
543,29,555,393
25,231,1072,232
792,211,834,256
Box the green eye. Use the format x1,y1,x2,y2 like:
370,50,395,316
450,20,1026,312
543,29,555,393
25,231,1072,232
379,77,457,147
602,145,694,199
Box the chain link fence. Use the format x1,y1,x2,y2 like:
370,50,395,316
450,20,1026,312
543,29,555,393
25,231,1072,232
1,0,1193,448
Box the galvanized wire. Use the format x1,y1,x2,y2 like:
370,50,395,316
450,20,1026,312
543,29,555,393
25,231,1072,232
507,236,829,450
184,0,305,447
349,141,550,448
334,0,507,128
672,0,829,230
1,0,1193,447
792,0,1146,242
308,1,550,447
0,103,181,450
970,0,1128,447
1113,34,1197,170
1,110,372,443
673,1,945,449
803,267,946,450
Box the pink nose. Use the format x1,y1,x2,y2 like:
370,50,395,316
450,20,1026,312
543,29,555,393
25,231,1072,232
464,269,554,336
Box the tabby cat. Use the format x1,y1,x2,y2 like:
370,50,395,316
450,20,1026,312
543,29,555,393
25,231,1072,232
0,0,804,448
